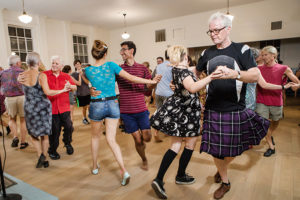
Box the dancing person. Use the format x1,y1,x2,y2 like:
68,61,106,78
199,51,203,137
150,45,223,199
85,40,160,186
197,12,270,199
44,56,77,160
18,52,69,168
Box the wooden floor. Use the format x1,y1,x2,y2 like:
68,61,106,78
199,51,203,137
1,97,300,200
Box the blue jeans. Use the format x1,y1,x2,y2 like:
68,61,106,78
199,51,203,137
89,99,120,121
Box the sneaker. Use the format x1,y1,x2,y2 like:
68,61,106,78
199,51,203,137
48,151,60,160
82,118,90,125
121,172,130,186
214,182,231,199
11,137,19,147
175,174,195,185
263,148,275,157
214,172,221,183
91,163,100,175
65,144,74,155
151,179,167,199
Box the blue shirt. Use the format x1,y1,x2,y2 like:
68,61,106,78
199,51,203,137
85,62,122,99
155,61,174,97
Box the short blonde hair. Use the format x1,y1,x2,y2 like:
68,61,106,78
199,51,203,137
167,45,187,66
262,46,278,58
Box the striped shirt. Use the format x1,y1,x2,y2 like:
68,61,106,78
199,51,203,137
117,62,151,114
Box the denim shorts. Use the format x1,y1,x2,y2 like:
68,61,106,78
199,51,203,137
120,110,150,134
89,99,120,121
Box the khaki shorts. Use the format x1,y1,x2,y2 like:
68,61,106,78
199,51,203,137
4,96,25,118
255,103,282,121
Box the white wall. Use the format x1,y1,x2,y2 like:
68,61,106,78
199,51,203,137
109,0,300,70
0,9,109,70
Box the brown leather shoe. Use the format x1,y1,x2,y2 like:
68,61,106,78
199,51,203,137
214,182,231,199
214,172,221,183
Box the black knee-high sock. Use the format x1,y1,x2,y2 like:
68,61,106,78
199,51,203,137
177,148,194,177
156,149,177,181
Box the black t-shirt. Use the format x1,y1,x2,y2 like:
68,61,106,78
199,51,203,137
196,42,256,112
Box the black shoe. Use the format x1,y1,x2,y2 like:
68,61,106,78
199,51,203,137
65,144,74,155
11,137,19,147
20,142,29,149
6,126,11,135
151,179,167,199
264,148,275,157
271,136,275,145
0,132,2,136
36,154,46,168
43,161,49,168
49,151,60,160
175,174,195,185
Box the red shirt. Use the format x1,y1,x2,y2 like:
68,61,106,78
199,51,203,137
257,64,288,106
116,62,152,114
44,70,75,114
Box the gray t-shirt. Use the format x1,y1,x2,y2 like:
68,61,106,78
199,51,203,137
71,71,90,96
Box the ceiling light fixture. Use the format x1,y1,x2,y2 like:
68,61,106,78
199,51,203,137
121,13,130,40
18,0,32,24
226,0,234,21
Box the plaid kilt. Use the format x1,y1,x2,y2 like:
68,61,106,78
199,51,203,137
200,108,270,158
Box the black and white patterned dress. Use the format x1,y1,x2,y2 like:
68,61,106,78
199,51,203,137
23,75,52,138
150,67,201,137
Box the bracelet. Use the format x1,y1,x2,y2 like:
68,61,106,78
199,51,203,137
281,85,285,90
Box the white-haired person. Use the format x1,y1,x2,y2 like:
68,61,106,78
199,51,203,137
196,12,271,199
150,45,223,199
44,55,77,160
256,45,300,157
18,52,69,168
0,55,28,149
85,40,160,186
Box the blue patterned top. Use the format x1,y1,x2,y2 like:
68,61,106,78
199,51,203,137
85,62,122,99
245,83,257,110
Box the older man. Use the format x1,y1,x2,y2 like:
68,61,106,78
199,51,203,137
45,56,76,160
0,55,28,149
197,12,269,199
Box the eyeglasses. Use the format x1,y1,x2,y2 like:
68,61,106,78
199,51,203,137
120,48,129,52
206,27,226,36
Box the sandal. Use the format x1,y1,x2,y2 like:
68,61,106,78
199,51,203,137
20,142,29,149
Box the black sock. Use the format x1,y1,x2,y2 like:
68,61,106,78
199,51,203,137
176,148,194,177
156,149,177,181
6,126,11,134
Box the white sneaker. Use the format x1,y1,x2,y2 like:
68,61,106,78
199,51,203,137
91,164,100,175
82,118,90,125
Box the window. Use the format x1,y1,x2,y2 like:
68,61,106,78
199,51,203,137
73,35,89,64
155,29,166,42
8,25,33,62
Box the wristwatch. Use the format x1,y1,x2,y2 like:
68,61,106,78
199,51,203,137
236,71,241,80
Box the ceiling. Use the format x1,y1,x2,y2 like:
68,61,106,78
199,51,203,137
0,0,264,29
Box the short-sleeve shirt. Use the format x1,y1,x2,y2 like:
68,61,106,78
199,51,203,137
155,61,174,97
84,62,122,99
44,70,75,115
71,71,90,96
0,66,24,97
256,64,288,106
196,42,256,112
116,62,152,114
